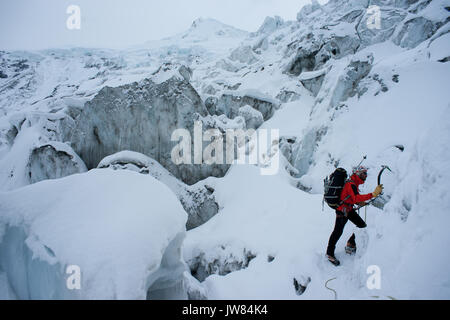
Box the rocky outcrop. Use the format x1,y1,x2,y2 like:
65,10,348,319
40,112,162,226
256,16,284,35
97,151,219,230
287,33,360,76
275,89,301,103
290,126,328,178
151,62,192,82
299,68,328,97
314,36,360,68
296,0,322,22
329,54,373,109
187,246,256,282
205,96,218,115
68,76,229,185
356,8,407,48
286,41,322,76
394,17,439,48
28,142,87,184
215,90,279,121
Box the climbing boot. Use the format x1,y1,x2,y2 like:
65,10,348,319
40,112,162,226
326,254,340,266
345,243,356,255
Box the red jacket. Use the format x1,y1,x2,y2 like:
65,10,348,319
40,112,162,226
337,173,373,213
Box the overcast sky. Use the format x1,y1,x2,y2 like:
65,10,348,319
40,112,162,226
0,0,328,51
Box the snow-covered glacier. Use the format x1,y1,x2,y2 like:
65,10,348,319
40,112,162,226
0,169,190,299
1,0,450,300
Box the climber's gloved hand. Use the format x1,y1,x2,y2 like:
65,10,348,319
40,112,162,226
372,184,383,197
357,202,366,207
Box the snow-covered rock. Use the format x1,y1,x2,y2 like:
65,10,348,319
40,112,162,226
69,76,229,185
275,89,302,103
394,17,439,48
0,112,77,191
97,151,219,230
314,35,361,68
290,126,328,179
256,16,284,35
0,169,188,299
198,113,246,133
286,41,322,76
150,62,193,83
328,53,374,109
28,141,87,184
215,90,280,121
296,0,323,22
356,7,407,48
299,68,328,97
187,244,256,282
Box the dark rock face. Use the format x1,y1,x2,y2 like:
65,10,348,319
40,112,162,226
69,77,229,185
28,142,87,184
286,43,321,76
183,186,219,230
316,36,360,68
187,247,256,282
301,74,326,97
205,96,218,115
287,34,360,77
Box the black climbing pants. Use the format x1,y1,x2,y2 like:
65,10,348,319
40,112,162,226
326,209,367,257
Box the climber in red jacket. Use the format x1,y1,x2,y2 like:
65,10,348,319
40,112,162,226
326,166,383,266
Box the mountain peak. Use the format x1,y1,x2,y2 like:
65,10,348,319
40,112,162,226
184,17,249,39
191,17,231,29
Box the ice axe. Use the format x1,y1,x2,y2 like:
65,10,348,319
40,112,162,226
377,165,392,194
356,164,392,211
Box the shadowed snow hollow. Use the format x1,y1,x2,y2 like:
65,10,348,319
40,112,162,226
0,169,189,299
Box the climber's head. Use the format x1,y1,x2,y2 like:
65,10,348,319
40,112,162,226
352,165,368,182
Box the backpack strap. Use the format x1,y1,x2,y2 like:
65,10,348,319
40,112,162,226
340,180,355,207
348,180,359,195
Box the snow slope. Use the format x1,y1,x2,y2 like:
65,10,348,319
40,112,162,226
1,0,450,299
0,169,188,299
